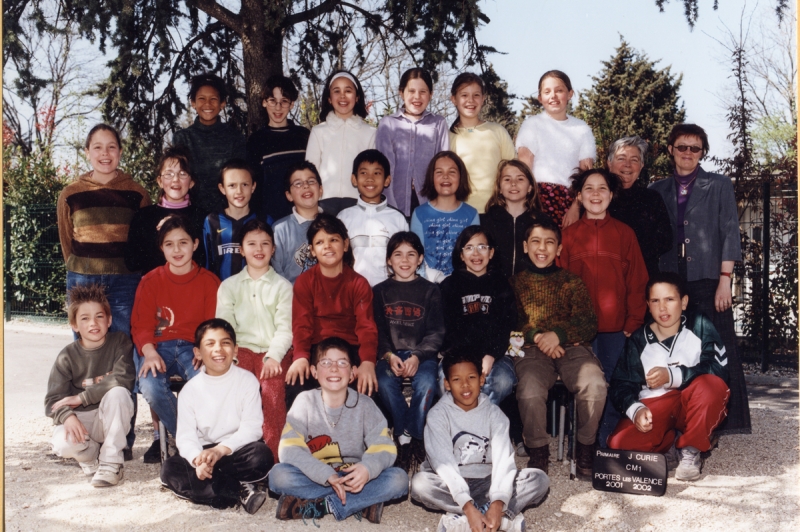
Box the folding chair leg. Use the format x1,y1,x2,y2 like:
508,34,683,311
550,397,557,438
557,405,566,461
159,421,169,462
569,394,577,480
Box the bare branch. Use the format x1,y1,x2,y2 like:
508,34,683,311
188,0,242,35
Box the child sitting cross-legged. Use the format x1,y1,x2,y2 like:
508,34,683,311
46,284,135,488
160,319,274,513
270,336,408,524
608,272,730,482
509,218,606,478
411,346,549,532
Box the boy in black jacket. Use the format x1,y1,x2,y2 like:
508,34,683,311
608,272,729,481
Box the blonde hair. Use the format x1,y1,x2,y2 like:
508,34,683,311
484,160,542,213
67,284,111,328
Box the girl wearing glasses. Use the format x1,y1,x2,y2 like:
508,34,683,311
648,123,749,435
126,145,206,276
439,226,518,405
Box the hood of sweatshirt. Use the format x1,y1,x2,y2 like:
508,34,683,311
77,169,135,190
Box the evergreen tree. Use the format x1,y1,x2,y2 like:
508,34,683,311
480,64,517,137
575,39,685,182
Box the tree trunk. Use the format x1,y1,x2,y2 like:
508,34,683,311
240,0,285,134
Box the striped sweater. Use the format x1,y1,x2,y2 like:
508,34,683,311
57,171,150,275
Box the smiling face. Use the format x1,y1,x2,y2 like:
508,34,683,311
499,164,533,205
648,282,689,337
218,169,255,210
538,76,573,120
72,301,112,349
194,327,237,377
451,82,485,125
577,173,613,219
402,78,432,117
262,87,294,127
312,348,354,394
328,77,358,119
285,169,322,211
523,226,561,269
460,233,494,276
310,229,348,270
85,129,121,181
351,161,390,203
444,360,485,412
160,227,199,273
608,146,644,189
668,135,704,175
388,242,423,282
433,156,461,198
241,229,275,273
191,85,225,126
157,158,194,202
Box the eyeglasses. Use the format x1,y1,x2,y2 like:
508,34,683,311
462,244,492,253
265,98,292,109
290,179,320,189
160,171,191,181
317,359,351,369
673,145,703,153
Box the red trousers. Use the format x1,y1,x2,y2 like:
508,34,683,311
236,347,293,462
608,374,729,453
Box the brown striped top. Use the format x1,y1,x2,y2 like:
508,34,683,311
57,170,151,275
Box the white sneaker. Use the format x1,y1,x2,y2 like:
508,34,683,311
78,459,99,476
438,512,469,532
500,514,526,532
515,442,529,457
675,446,702,481
91,462,123,487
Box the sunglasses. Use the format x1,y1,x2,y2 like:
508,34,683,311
673,145,703,153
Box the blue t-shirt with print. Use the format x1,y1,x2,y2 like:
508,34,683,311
410,202,480,276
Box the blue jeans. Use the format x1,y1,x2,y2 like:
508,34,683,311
438,355,517,405
593,331,626,447
134,339,201,437
269,463,409,520
376,352,438,440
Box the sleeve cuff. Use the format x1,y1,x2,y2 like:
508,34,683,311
669,367,683,388
626,402,647,422
551,328,567,345
454,492,474,510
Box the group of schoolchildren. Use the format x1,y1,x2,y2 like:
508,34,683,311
46,66,732,531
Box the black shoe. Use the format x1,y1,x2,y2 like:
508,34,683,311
122,447,133,462
576,441,595,480
526,445,549,474
239,482,267,515
143,440,161,464
395,441,411,472
409,438,426,474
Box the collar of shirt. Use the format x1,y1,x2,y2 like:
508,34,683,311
292,206,323,224
390,106,433,123
356,195,389,212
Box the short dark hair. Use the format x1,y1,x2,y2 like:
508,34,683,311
646,271,687,300
84,124,121,150
385,231,425,278
523,216,562,244
451,225,495,272
399,67,433,93
441,346,483,381
194,318,236,347
420,151,472,202
218,158,254,186
320,70,368,119
284,161,323,193
157,214,198,246
236,218,274,247
306,213,355,268
667,123,709,158
262,75,299,101
352,149,391,177
189,73,227,102
67,284,111,328
570,168,620,196
156,145,194,201
311,336,359,366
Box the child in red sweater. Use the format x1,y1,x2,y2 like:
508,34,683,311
559,168,648,446
131,215,220,440
285,214,378,408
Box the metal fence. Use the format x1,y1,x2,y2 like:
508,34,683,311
4,204,67,321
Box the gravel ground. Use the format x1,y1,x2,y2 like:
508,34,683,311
4,322,799,531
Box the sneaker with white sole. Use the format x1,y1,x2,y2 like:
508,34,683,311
499,514,526,532
675,446,702,481
91,462,123,487
438,512,469,532
239,482,267,514
78,459,99,476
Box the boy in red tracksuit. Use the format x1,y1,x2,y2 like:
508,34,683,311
559,168,648,446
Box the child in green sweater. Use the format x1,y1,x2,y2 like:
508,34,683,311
509,218,606,479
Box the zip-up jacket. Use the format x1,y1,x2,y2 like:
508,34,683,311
480,206,548,278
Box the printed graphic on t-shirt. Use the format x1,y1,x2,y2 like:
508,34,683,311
384,301,424,327
424,215,467,272
453,431,490,465
460,293,492,315
155,306,175,336
306,434,353,471
81,371,112,389
293,242,316,272
218,242,240,255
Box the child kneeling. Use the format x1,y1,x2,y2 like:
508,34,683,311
608,272,729,482
160,319,273,513
411,347,549,532
270,337,408,524
46,285,135,488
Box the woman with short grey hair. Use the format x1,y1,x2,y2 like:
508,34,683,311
607,135,672,277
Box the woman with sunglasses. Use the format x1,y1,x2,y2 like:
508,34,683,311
649,123,749,435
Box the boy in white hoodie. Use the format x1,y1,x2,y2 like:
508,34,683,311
411,347,549,532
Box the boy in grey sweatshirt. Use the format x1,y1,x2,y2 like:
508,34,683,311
269,337,408,524
411,348,549,532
